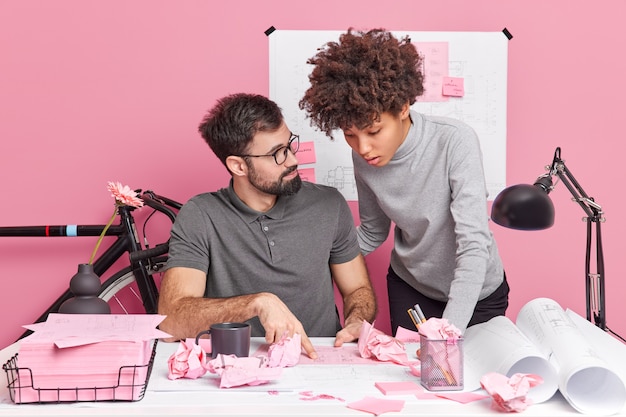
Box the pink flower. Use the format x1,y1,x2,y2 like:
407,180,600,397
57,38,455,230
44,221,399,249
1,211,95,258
107,181,144,208
88,182,143,264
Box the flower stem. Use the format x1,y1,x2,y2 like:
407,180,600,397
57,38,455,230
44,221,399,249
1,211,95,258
89,206,119,264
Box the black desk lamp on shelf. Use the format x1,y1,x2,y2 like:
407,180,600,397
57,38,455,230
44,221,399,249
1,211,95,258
490,147,623,342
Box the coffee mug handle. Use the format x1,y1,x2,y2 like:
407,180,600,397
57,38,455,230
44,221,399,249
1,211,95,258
195,329,211,346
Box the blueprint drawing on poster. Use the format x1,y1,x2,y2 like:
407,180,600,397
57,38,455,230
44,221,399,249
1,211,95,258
269,30,508,201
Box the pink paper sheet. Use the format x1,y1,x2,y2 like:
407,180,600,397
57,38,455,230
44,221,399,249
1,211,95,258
347,396,405,415
253,344,378,365
14,314,163,403
375,381,422,395
435,392,491,404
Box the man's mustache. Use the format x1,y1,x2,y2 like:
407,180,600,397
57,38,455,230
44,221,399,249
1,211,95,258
281,166,298,179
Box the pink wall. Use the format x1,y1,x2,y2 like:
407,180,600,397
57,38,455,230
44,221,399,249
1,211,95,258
1,0,625,349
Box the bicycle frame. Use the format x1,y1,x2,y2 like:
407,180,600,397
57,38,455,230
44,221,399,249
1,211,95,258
0,190,181,338
41,206,159,321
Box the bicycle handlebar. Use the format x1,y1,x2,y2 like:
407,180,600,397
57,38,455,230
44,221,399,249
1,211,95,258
129,242,170,263
125,190,180,263
138,190,182,223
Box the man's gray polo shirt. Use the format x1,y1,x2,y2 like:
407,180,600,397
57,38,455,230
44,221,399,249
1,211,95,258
166,180,361,337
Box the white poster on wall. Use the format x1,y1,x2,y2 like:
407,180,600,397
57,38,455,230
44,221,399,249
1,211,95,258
269,30,508,201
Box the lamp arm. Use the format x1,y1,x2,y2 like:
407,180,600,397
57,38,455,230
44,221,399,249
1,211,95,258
551,147,604,221
548,147,606,330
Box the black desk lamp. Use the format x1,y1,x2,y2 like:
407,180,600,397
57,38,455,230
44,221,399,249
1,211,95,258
491,147,612,334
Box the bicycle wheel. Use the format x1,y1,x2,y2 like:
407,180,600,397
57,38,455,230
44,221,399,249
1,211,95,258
98,258,168,314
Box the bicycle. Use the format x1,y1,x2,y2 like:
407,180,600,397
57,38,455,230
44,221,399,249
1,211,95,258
0,189,183,341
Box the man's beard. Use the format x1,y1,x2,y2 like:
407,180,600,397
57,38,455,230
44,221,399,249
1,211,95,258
247,164,302,196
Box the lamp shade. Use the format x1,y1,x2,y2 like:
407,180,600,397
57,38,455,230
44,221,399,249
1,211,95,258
491,184,555,230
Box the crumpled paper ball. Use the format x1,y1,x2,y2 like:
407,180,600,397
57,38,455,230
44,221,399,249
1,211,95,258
167,339,208,380
205,354,268,374
267,332,302,367
418,317,462,340
206,354,281,388
358,320,409,365
480,372,543,412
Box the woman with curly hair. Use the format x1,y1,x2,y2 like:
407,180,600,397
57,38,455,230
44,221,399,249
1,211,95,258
299,28,508,335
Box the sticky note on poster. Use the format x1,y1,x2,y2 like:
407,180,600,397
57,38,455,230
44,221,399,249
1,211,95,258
414,42,449,103
442,76,464,97
297,141,316,164
298,167,315,183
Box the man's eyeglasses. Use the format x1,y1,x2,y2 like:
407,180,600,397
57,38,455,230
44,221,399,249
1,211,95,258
238,133,300,165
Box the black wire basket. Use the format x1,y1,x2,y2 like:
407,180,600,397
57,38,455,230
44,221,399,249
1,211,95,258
2,339,157,404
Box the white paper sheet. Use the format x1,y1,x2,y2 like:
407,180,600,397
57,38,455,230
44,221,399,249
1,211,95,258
464,298,626,415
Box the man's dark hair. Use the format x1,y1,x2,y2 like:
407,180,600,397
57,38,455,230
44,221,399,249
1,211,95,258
198,93,283,166
299,28,424,137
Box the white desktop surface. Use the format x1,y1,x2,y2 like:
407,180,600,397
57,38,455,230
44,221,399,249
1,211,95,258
0,337,619,416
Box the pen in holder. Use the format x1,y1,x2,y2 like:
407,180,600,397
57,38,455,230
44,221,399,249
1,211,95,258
420,335,464,391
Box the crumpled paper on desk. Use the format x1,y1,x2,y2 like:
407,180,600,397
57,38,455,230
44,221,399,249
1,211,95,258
417,317,462,340
166,332,302,387
207,354,282,388
167,339,208,380
480,372,543,412
358,320,409,365
267,332,301,367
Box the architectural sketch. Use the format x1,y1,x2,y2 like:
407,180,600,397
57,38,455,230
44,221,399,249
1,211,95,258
270,30,508,201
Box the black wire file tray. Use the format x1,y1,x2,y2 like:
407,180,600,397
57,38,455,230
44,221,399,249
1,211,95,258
2,339,157,404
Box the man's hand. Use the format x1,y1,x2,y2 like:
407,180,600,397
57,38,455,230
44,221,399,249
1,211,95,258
333,320,363,347
254,293,318,359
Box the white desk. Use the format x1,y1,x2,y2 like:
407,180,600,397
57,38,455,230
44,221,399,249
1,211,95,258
0,338,619,416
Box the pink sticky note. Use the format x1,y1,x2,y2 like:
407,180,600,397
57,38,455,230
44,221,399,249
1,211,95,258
416,390,439,400
296,141,316,164
436,392,491,404
414,42,449,103
375,381,422,395
442,77,464,97
347,396,405,416
298,167,315,183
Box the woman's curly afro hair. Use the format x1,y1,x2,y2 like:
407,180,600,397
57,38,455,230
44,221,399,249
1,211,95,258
299,28,424,138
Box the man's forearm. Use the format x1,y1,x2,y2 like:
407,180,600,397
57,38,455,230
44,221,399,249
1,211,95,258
159,293,261,341
342,286,377,327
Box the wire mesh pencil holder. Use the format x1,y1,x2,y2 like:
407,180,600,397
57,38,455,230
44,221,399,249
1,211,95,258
2,340,158,404
420,335,464,391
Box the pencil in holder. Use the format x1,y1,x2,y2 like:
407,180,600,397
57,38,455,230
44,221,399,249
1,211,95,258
420,335,463,391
